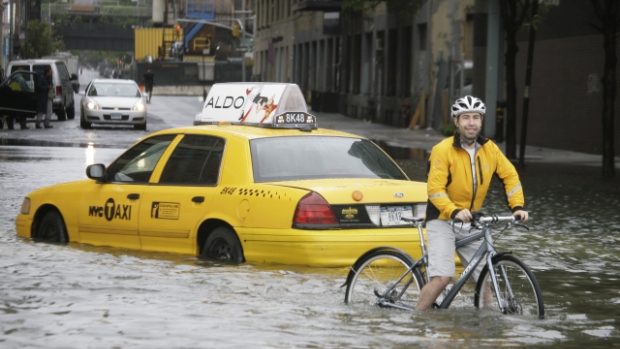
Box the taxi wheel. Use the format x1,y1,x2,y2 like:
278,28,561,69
202,227,244,264
35,210,68,244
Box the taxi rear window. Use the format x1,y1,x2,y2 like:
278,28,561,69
250,136,407,182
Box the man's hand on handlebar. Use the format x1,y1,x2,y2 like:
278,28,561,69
513,210,529,222
454,209,473,223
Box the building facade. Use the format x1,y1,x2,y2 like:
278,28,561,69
254,0,619,155
253,0,474,129
506,1,620,154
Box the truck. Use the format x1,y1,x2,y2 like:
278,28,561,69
43,52,79,77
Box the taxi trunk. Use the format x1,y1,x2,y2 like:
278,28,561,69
239,178,428,266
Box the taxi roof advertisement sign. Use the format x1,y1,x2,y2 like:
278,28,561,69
195,83,309,125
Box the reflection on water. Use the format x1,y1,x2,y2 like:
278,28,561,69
85,142,95,166
0,145,618,348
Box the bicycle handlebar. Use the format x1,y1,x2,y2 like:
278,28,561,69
401,214,523,226
476,214,518,224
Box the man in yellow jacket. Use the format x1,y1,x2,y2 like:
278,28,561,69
416,95,529,311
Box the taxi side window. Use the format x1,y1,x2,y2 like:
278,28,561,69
159,135,224,185
106,135,176,183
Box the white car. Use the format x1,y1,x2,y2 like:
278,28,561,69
80,79,147,130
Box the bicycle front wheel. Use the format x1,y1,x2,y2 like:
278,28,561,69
344,248,425,310
475,254,545,319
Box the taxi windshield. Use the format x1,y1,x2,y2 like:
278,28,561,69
251,136,407,182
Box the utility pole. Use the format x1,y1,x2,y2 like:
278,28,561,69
484,0,500,138
241,0,245,81
8,0,13,63
426,0,434,130
448,0,461,107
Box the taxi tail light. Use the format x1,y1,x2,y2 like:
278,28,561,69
293,192,338,228
55,86,62,97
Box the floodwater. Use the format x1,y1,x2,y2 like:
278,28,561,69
1,144,619,348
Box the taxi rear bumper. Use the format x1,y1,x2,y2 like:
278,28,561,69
238,227,426,267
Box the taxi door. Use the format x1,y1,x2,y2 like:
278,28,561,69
79,185,145,249
78,134,177,249
138,134,225,255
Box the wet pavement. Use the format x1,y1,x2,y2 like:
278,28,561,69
2,90,615,168
1,94,619,348
0,94,202,149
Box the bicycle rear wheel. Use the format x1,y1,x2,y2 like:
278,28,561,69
475,254,545,319
344,247,424,310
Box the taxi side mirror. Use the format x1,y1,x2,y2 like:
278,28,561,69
86,163,106,181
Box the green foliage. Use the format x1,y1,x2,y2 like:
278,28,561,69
527,0,553,30
20,21,64,58
440,121,455,136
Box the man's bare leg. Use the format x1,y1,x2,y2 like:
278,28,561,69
416,276,452,310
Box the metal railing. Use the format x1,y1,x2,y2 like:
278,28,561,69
42,3,152,18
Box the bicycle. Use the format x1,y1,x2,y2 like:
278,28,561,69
343,214,545,319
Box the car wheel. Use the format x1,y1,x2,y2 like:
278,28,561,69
134,122,147,131
7,116,15,129
80,109,91,129
201,226,244,263
35,210,68,244
56,105,67,121
66,103,75,120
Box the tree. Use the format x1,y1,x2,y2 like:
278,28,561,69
517,1,538,168
20,21,64,58
500,0,533,160
518,1,552,168
590,0,619,178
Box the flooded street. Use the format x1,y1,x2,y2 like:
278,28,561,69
1,144,619,348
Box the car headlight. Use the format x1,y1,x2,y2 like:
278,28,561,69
86,100,100,111
20,197,31,215
132,100,146,112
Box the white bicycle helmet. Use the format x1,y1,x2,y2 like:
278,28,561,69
451,95,486,118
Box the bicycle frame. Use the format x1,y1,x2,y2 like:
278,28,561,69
382,216,516,313
437,226,496,309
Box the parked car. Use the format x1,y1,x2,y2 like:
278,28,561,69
7,58,79,121
80,79,147,130
0,70,37,129
16,83,428,267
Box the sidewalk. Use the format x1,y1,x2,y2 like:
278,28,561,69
313,111,615,167
0,100,614,168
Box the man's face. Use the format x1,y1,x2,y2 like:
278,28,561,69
454,112,483,142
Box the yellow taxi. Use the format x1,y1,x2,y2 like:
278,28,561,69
15,83,427,267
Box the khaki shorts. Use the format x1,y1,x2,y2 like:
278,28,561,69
426,219,486,280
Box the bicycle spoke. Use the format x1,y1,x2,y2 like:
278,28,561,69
345,249,424,309
476,255,544,318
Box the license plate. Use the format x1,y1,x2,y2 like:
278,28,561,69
380,206,413,226
110,113,122,120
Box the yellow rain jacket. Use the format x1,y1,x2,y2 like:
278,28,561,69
426,135,525,221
